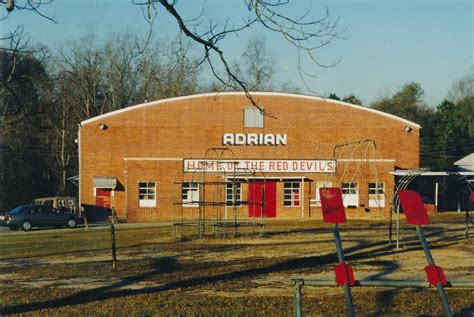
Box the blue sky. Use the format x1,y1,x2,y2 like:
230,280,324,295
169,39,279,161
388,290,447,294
2,0,472,106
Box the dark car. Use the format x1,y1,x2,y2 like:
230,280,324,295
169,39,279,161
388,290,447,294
0,205,80,231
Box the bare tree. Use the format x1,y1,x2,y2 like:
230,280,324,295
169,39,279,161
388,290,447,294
4,0,344,114
1,0,55,22
239,35,276,91
133,0,345,113
60,36,104,120
447,67,474,102
50,74,77,194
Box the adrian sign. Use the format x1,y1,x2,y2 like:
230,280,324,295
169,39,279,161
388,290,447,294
184,159,336,173
222,133,287,146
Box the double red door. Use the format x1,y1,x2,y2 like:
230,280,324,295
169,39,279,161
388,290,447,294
248,181,276,218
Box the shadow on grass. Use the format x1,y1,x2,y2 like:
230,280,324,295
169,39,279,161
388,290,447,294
1,222,470,315
1,253,340,314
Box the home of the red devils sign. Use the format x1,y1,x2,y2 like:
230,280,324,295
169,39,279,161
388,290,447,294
183,159,336,173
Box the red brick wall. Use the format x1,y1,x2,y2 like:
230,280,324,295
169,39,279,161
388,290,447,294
80,92,419,222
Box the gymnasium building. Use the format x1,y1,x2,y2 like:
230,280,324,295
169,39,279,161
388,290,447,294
78,92,420,222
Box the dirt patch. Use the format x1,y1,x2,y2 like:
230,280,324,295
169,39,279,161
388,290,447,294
0,215,472,315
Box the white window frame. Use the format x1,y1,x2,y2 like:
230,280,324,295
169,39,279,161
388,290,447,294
182,182,199,207
226,182,242,207
368,182,385,207
139,181,156,208
244,108,264,128
341,182,358,207
284,181,301,207
315,181,333,207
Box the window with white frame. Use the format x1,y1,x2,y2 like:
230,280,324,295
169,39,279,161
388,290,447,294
244,108,264,128
341,182,358,207
182,182,199,207
368,182,385,207
342,182,358,195
139,181,156,208
226,182,242,206
368,182,384,196
284,182,301,207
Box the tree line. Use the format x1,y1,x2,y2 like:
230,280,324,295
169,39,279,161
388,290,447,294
0,34,472,210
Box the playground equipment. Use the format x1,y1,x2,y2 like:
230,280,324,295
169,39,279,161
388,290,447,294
173,148,266,238
398,189,452,316
389,170,474,247
467,192,474,240
292,188,474,317
319,187,355,316
324,140,387,215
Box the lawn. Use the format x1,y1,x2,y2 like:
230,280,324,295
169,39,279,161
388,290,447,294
0,214,473,316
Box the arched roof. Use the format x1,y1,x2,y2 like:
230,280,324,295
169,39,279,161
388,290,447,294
81,92,420,128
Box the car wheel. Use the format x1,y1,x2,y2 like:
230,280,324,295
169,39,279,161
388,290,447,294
21,221,32,231
66,218,76,228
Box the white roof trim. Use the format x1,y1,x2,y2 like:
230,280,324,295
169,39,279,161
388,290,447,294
391,170,474,176
81,92,420,128
124,157,183,161
338,159,395,162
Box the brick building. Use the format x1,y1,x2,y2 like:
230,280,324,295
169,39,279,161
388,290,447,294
79,92,419,222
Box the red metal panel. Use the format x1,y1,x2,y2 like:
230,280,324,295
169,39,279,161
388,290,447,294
334,262,355,286
319,187,346,223
264,181,276,218
96,189,112,208
398,190,430,225
425,264,448,286
470,192,474,203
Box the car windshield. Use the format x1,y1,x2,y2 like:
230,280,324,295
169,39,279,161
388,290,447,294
9,206,26,214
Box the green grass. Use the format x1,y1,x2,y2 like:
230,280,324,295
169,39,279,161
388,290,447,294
0,215,472,316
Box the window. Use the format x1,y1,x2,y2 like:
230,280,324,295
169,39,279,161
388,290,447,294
139,182,156,208
341,182,358,207
182,182,199,207
244,108,264,128
368,183,384,196
226,182,242,206
284,182,301,207
368,182,385,207
342,182,358,195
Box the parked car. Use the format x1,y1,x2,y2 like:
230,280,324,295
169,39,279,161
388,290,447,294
0,205,80,231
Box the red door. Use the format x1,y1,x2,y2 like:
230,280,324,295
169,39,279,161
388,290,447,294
248,181,276,218
96,189,112,208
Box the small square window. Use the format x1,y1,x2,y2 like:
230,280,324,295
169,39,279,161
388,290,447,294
284,182,301,207
182,182,199,207
244,108,264,128
139,181,156,208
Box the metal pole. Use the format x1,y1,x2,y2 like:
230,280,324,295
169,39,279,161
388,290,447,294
293,279,303,317
298,279,474,288
111,211,117,271
396,204,400,249
388,205,393,245
466,210,469,240
333,224,356,317
124,162,128,221
301,177,304,219
415,226,452,317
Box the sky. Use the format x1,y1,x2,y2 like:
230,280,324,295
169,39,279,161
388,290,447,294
2,0,473,106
